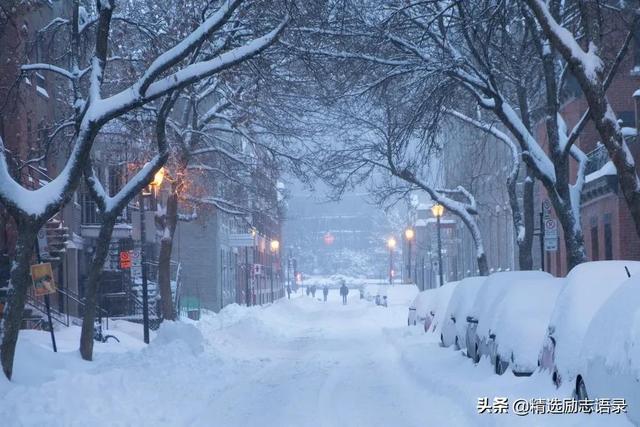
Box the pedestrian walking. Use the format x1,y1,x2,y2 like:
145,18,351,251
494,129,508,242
306,286,310,296
287,285,291,299
322,285,329,302
311,285,317,298
339,282,349,305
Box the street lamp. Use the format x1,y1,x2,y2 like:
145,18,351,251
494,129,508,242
270,239,279,303
140,166,165,344
404,228,414,284
431,203,445,287
387,236,396,286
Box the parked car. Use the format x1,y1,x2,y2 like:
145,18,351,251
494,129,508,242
539,261,640,388
486,277,564,376
407,282,458,332
440,276,486,350
429,281,459,335
577,275,640,424
466,271,553,363
407,288,437,327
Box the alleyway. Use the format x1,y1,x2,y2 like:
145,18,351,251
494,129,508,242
0,288,631,426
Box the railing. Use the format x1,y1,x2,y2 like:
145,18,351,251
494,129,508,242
25,292,69,327
585,144,609,176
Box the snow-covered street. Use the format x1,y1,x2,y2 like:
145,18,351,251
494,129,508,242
0,288,632,427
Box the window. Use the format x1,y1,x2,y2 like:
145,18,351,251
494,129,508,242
604,213,613,260
590,217,599,261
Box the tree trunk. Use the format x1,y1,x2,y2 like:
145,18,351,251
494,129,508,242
476,252,489,277
79,216,116,361
0,221,38,380
158,191,178,321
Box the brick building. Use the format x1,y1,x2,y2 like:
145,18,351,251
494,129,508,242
536,31,640,276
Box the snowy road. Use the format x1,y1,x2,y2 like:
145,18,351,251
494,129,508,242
0,289,633,426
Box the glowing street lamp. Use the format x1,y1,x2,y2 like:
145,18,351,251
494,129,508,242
405,228,415,284
431,203,445,287
139,166,167,344
270,239,280,253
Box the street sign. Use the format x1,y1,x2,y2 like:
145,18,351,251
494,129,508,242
542,199,552,219
37,229,50,259
30,262,57,296
119,251,132,269
544,236,558,252
544,219,558,237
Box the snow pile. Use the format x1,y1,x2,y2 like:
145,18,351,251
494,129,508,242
490,277,564,372
550,261,640,379
441,276,486,347
386,284,419,306
150,321,205,355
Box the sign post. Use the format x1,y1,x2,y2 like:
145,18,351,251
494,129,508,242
30,261,57,352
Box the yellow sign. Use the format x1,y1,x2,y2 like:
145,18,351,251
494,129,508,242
31,262,56,296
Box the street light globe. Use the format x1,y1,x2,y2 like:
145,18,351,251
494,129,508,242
431,203,445,218
270,239,280,253
387,237,397,249
404,228,415,240
151,167,165,187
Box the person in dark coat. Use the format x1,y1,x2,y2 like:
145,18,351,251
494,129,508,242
339,283,349,305
322,285,329,302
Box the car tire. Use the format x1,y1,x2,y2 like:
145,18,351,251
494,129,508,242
575,376,588,401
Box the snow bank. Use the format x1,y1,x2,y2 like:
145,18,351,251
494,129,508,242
151,321,205,355
550,261,640,379
490,278,564,372
441,276,486,347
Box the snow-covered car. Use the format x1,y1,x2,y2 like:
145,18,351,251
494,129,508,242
540,261,640,388
466,271,553,363
485,277,564,376
577,276,640,424
407,288,438,327
407,282,457,332
429,281,459,335
440,276,486,350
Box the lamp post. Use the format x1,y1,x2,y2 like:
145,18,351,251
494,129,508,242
387,236,396,285
404,228,414,284
139,167,164,344
431,203,445,287
270,239,279,303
